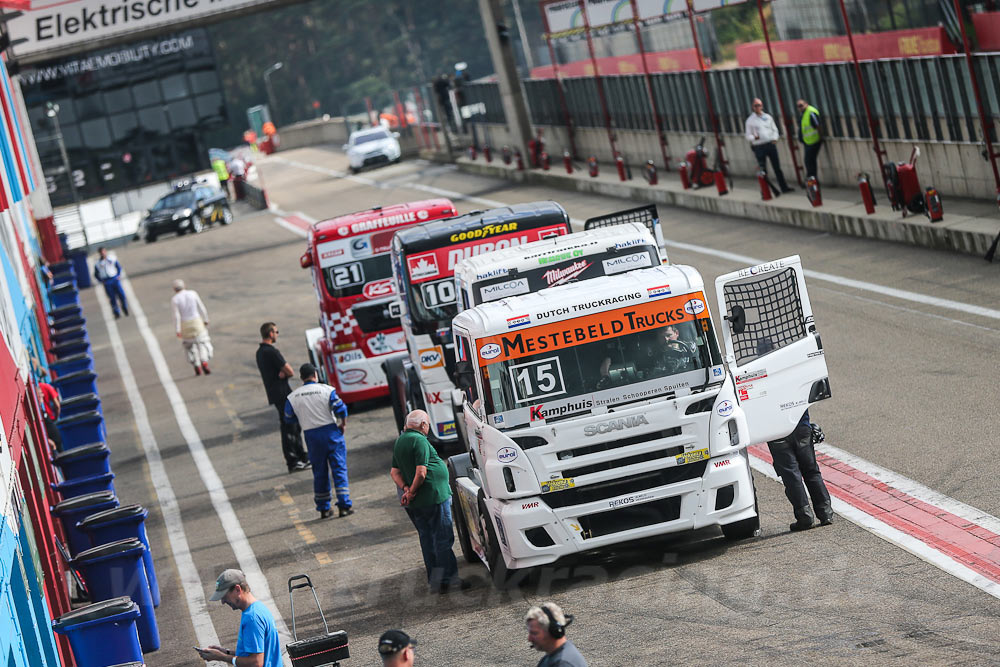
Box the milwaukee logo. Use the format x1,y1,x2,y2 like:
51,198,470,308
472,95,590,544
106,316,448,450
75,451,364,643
543,260,590,286
350,211,416,233
583,414,650,436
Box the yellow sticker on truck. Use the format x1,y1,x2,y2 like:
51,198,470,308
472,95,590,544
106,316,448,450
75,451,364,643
675,448,709,465
540,478,575,493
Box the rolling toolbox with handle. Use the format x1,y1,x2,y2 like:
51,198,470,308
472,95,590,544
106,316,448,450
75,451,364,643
286,574,350,666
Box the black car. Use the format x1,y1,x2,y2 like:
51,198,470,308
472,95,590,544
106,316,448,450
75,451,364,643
139,183,232,242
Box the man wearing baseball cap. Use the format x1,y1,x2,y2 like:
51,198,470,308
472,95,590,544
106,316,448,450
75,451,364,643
284,362,353,518
378,629,417,666
194,569,280,667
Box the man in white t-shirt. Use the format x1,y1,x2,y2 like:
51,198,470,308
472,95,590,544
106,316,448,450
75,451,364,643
171,279,213,375
745,97,793,196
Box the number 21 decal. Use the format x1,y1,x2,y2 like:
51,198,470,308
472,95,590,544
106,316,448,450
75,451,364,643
510,357,566,403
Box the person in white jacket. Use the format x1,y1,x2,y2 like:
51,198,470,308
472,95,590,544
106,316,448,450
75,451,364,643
171,279,213,375
745,97,793,196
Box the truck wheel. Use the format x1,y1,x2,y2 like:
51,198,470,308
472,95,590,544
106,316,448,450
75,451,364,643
448,461,479,565
478,495,525,589
721,486,760,541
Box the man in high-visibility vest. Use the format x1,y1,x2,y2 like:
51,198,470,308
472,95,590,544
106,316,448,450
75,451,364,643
212,157,231,201
796,99,823,179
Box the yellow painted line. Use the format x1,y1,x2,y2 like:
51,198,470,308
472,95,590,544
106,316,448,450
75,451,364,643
215,388,246,431
315,552,332,566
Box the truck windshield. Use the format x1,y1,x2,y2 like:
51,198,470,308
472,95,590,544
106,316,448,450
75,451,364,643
480,317,722,422
409,277,459,327
323,254,392,299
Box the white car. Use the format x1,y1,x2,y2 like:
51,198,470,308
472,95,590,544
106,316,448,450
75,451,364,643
343,127,402,173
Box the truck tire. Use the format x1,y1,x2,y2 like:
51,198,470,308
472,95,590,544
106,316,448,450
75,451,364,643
448,459,479,564
478,494,525,589
721,486,760,541
382,358,406,433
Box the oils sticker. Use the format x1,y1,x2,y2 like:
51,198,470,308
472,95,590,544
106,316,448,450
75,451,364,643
675,448,709,465
540,478,575,493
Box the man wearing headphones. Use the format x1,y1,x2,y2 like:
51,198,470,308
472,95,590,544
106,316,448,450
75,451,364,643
525,602,588,666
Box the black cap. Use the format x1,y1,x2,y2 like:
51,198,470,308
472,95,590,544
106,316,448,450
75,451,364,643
299,362,318,379
378,629,416,656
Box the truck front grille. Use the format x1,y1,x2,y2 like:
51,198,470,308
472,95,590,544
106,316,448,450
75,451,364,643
561,446,684,478
579,497,682,539
543,461,708,510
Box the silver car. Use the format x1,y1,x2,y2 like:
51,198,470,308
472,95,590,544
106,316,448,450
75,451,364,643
344,127,402,173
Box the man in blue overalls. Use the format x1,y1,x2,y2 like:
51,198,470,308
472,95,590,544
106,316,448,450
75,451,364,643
93,247,129,318
284,363,352,519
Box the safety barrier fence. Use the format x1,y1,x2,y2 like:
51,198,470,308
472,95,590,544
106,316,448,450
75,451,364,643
464,53,1000,147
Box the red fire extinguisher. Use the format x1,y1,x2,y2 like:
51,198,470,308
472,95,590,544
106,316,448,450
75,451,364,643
615,155,627,181
858,172,876,214
678,161,691,189
588,156,599,178
502,146,512,165
563,150,573,174
469,145,477,160
757,169,772,201
924,187,944,222
484,145,492,163
515,150,524,170
806,176,822,207
715,170,728,196
540,151,550,171
644,160,657,185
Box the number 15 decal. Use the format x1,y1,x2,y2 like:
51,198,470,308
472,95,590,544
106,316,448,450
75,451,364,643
510,357,566,403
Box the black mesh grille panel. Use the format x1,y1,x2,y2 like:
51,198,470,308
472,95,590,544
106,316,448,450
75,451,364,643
723,267,806,366
583,204,658,237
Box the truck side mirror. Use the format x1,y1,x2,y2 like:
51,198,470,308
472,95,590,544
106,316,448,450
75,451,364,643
387,299,403,318
455,360,475,390
726,304,746,334
299,252,313,269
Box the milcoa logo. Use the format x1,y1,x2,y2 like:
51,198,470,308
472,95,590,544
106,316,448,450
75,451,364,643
507,314,531,329
479,343,502,360
647,284,671,298
407,252,439,280
684,298,706,315
497,447,518,463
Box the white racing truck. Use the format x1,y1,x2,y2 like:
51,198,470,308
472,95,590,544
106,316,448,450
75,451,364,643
448,256,831,586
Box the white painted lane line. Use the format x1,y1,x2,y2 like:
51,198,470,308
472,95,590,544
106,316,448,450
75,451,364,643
119,277,294,665
96,283,220,649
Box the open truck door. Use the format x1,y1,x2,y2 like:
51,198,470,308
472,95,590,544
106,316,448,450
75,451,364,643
715,255,831,443
584,204,667,263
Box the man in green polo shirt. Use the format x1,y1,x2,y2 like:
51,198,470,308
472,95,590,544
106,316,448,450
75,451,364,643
391,409,468,593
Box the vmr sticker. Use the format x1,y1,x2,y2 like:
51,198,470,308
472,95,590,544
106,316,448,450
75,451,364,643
521,501,539,510
717,400,734,417
676,448,710,465
540,478,575,493
497,447,518,463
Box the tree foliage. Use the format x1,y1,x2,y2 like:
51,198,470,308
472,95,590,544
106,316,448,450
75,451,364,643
207,0,493,144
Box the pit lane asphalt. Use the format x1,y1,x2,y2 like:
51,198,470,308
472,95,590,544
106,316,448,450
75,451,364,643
86,147,1000,666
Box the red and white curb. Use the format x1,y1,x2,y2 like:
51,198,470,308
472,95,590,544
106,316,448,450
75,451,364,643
272,209,312,237
749,443,1000,600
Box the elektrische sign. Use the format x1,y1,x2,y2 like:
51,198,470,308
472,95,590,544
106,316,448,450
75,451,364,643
6,0,291,58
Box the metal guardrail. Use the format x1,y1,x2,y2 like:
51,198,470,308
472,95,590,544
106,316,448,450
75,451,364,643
467,53,1000,145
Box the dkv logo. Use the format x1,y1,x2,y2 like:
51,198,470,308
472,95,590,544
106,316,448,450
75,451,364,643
419,347,444,369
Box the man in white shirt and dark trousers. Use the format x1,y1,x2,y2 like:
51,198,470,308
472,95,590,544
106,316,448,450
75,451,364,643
745,98,793,197
284,363,353,519
171,279,213,376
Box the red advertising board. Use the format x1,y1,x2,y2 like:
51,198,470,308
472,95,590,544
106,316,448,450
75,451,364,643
735,27,955,67
972,12,1000,52
531,47,702,78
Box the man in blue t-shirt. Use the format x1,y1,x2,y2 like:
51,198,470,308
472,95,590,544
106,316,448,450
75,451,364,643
195,569,282,667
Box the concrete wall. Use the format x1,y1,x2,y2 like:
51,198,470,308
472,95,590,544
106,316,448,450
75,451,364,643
277,117,424,158
469,122,997,201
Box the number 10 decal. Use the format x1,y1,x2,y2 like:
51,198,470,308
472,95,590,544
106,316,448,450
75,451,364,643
510,357,566,403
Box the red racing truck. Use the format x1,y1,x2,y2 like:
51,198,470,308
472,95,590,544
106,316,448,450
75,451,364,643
300,199,458,403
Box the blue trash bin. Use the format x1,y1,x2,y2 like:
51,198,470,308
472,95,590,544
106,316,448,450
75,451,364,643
54,472,116,500
80,505,160,608
51,352,94,376
52,596,143,667
49,303,82,320
59,392,101,419
50,338,91,358
74,538,159,653
52,324,89,346
54,369,99,398
69,250,92,289
52,491,119,557
49,282,80,309
58,410,106,449
52,314,86,331
52,442,111,480
51,263,76,284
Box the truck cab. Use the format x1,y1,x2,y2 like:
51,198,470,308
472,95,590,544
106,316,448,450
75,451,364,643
448,257,830,586
384,201,571,451
299,199,457,403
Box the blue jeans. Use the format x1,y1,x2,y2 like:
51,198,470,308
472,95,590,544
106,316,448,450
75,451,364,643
102,278,128,316
407,498,458,589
